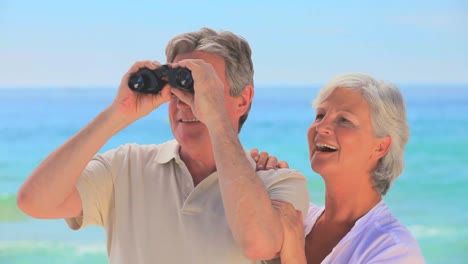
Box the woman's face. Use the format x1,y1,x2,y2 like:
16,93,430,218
307,88,388,180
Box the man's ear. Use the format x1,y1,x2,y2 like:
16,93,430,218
373,136,392,160
236,85,254,116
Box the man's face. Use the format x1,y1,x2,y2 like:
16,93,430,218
168,51,240,152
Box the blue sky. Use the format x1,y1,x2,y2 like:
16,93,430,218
1,0,467,88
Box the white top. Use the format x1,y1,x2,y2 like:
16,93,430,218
65,140,310,264
304,201,425,263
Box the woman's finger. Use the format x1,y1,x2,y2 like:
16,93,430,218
256,151,269,170
250,148,259,161
265,156,278,170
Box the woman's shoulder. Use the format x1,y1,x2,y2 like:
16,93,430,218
352,201,413,241
348,201,425,263
363,202,415,240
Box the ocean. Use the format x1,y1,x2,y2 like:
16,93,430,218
0,85,467,263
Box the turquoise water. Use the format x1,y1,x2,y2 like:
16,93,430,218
0,85,467,263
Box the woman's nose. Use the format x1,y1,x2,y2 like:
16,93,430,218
315,119,332,135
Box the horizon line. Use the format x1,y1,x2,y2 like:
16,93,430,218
1,82,468,90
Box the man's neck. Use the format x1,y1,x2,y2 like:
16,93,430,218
179,147,216,186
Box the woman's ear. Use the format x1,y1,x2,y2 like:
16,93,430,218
374,136,392,160
237,85,254,116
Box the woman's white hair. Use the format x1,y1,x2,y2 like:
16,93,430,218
313,73,409,195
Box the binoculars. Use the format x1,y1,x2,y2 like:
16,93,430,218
128,65,194,94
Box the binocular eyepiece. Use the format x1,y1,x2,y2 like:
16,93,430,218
128,65,194,94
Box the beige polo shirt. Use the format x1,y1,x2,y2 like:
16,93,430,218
66,140,309,264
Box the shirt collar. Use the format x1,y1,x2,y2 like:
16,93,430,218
154,140,180,164
338,200,389,244
153,139,257,170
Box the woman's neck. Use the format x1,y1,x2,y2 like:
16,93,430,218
322,177,381,224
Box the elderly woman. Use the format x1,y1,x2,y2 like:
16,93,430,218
255,73,424,263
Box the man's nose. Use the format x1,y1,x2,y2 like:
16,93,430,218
176,97,191,110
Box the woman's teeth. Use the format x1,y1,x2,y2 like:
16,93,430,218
181,118,199,123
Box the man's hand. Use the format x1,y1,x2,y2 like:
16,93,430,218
169,59,226,126
111,60,172,123
250,148,289,171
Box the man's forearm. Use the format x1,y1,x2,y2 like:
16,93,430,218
208,119,283,260
17,107,129,217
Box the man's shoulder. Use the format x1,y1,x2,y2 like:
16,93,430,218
256,168,306,186
98,140,178,163
257,167,305,177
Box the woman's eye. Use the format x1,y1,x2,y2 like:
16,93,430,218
315,114,324,120
338,117,351,124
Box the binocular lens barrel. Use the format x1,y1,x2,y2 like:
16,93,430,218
128,74,145,92
128,66,193,94
175,69,192,87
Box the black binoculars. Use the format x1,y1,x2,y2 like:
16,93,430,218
128,65,194,94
